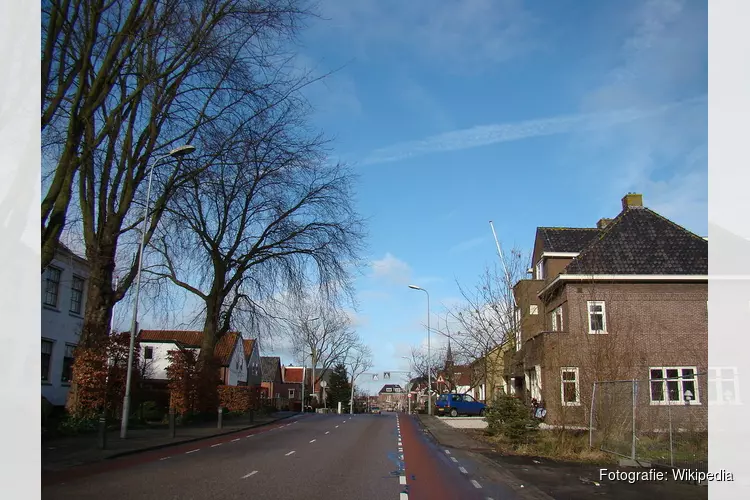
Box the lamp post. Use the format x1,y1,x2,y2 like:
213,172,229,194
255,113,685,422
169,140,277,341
120,145,196,439
408,284,432,415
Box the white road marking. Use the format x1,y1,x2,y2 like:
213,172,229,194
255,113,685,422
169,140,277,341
309,439,316,443
285,450,296,456
242,471,258,479
160,457,171,461
335,425,339,428
231,438,240,442
325,431,330,434
459,467,468,474
400,476,407,485
400,493,409,500
246,435,253,438
471,480,482,489
444,449,451,455
186,449,200,454
450,457,458,463
211,443,223,448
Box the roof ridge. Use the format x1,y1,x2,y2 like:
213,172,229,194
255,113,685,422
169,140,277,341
642,207,706,242
562,210,629,273
539,226,598,231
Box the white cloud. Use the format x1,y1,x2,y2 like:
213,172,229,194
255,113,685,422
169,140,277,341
314,0,540,71
449,236,488,254
369,252,412,285
361,98,699,165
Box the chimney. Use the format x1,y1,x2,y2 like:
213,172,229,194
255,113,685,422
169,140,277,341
597,218,613,229
621,193,643,211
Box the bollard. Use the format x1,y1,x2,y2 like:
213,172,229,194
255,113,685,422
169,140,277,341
218,406,223,429
169,407,176,438
97,416,107,450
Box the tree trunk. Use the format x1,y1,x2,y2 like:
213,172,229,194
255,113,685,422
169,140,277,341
196,290,223,413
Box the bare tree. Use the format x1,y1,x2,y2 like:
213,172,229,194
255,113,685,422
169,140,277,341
444,247,528,399
283,295,359,401
146,95,365,373
345,341,373,414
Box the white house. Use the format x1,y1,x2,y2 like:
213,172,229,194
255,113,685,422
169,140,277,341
42,244,89,407
138,330,250,386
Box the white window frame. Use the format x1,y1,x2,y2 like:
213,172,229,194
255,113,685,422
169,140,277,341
514,306,522,352
70,275,85,314
708,367,741,405
586,301,607,334
44,266,62,308
560,367,580,406
551,306,563,331
649,366,701,405
288,388,295,399
535,260,544,280
529,305,539,316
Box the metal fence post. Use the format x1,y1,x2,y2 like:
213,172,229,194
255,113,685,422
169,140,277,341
589,382,597,449
218,406,223,429
631,379,637,461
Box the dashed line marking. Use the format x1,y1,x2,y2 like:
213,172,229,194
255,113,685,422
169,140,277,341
285,450,296,456
400,475,407,485
231,438,240,442
242,471,258,479
444,450,451,455
459,467,468,474
471,480,482,489
335,425,339,428
450,457,458,463
211,443,223,448
325,431,330,434
245,435,253,438
309,439,316,443
400,492,409,500
186,449,200,454
159,456,171,461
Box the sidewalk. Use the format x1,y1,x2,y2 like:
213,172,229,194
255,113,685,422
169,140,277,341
42,411,298,473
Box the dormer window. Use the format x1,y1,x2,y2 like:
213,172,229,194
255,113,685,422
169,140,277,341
535,260,544,280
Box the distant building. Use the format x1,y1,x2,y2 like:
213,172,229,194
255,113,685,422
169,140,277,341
377,384,407,411
41,244,90,407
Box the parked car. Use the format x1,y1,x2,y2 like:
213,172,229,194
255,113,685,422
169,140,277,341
370,406,381,414
435,393,486,417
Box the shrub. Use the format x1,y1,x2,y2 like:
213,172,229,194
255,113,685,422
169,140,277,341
217,385,252,413
58,415,99,435
485,394,539,446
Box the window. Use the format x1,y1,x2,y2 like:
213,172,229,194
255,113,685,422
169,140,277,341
708,367,741,405
649,367,700,405
535,260,544,280
44,267,61,307
144,346,154,359
61,344,76,383
463,394,476,403
529,305,539,315
551,306,563,331
386,387,392,392
587,301,607,333
288,389,295,399
561,367,580,405
42,339,54,381
70,276,84,314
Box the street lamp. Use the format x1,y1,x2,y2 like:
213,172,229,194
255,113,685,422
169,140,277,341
408,284,433,415
120,144,196,439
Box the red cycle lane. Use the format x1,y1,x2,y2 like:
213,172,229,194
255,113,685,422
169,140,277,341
398,414,485,500
42,417,300,488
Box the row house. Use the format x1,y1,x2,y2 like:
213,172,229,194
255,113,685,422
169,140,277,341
505,193,708,427
377,384,407,411
138,330,252,386
41,244,90,407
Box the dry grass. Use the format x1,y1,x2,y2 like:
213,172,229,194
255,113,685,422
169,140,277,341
463,428,617,465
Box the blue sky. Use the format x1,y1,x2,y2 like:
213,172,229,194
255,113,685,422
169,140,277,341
282,0,708,394
119,0,707,395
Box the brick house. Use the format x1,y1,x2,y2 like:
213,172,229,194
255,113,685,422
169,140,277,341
377,384,407,411
504,193,708,427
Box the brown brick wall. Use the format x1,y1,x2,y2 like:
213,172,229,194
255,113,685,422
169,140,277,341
523,281,708,427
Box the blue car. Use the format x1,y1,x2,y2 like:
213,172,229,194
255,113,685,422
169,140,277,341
435,393,487,417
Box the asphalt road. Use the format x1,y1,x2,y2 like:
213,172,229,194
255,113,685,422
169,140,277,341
42,412,492,500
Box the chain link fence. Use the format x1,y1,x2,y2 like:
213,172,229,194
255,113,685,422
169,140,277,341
589,373,707,473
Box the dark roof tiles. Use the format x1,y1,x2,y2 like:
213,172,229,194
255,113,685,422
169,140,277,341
537,227,600,253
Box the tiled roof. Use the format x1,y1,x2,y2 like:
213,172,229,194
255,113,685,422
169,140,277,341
283,367,304,383
139,330,202,348
537,227,600,253
138,330,240,366
261,357,282,383
242,339,256,360
214,332,240,366
563,207,708,275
